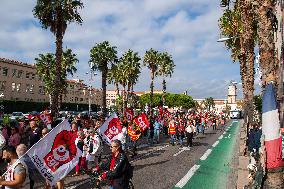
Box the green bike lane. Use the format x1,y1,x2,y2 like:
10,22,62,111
174,121,240,189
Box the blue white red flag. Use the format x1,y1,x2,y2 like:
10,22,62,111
262,83,283,169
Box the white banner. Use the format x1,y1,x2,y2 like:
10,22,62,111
97,113,122,145
27,120,82,186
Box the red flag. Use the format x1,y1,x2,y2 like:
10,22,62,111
125,108,134,122
97,114,122,145
40,112,52,126
158,106,163,117
134,113,150,132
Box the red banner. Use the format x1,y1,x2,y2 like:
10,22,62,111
133,113,149,132
125,108,134,122
40,113,52,126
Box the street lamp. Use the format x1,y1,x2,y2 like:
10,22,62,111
86,70,97,116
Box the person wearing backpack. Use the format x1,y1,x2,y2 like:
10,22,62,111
94,139,132,189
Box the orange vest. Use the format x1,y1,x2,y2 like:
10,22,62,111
169,123,176,134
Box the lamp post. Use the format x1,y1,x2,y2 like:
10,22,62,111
86,69,97,116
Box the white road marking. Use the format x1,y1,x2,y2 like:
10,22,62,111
212,141,219,147
137,144,149,149
175,164,200,188
200,149,212,160
223,131,227,135
130,144,169,163
173,147,191,157
218,135,223,140
66,179,90,189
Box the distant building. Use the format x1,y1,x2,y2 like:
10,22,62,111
105,90,163,108
0,57,102,107
194,83,240,112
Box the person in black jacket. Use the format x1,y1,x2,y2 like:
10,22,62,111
28,120,42,148
94,139,131,189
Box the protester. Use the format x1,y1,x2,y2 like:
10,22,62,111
185,120,194,148
94,139,131,189
86,128,102,170
74,131,88,176
16,144,36,189
168,119,176,146
8,127,21,148
28,120,42,148
0,129,6,150
0,145,30,189
154,118,161,144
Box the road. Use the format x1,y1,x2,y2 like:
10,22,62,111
34,120,240,189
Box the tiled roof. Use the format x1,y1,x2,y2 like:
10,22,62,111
0,57,35,68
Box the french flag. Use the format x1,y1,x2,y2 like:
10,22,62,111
262,83,283,169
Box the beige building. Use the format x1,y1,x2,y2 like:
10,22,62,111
0,58,102,107
105,90,163,108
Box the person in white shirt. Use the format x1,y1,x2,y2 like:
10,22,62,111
185,120,194,148
0,145,30,189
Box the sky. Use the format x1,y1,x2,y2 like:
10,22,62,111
0,0,244,99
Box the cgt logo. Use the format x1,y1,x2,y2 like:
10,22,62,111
137,117,147,130
43,130,77,172
104,118,121,140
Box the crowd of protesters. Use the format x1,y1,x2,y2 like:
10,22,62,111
0,109,228,189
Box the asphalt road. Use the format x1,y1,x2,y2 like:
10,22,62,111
43,120,239,189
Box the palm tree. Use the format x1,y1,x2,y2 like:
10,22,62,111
89,41,117,117
157,52,175,107
59,49,78,108
108,64,121,97
219,0,257,154
35,49,78,108
33,0,83,117
256,1,283,187
123,50,141,109
143,48,160,119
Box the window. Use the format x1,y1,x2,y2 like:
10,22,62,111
2,67,8,76
12,69,17,77
12,82,16,91
25,84,30,93
38,86,45,95
26,72,30,79
16,83,21,92
75,97,78,102
80,98,83,102
31,73,35,80
30,84,34,93
0,81,6,90
17,70,23,78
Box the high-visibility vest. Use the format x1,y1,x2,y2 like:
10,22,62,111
168,123,176,134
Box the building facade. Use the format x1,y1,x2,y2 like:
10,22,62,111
0,58,102,107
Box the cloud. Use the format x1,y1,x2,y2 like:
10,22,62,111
0,0,242,99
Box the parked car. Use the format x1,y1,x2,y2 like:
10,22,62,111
10,112,24,120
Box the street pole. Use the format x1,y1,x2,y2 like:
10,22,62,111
88,86,92,116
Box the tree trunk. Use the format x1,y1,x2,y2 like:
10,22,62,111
102,65,107,118
257,1,283,187
115,82,119,97
149,70,155,120
52,8,64,118
122,85,126,116
162,77,166,107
